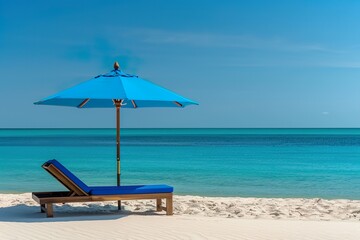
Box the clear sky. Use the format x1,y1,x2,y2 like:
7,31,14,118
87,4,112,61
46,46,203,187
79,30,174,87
1,0,360,128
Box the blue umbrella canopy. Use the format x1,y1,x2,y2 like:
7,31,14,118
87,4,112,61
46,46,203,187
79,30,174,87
34,65,198,108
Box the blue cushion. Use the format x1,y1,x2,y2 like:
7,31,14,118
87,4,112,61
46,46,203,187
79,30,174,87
46,159,92,194
89,184,173,195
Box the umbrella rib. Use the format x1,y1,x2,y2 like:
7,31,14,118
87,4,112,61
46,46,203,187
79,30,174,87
78,98,90,108
174,101,183,107
131,100,137,108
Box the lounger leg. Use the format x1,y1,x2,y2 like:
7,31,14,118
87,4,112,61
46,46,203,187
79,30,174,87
166,196,173,215
40,204,45,213
46,203,53,218
156,198,162,212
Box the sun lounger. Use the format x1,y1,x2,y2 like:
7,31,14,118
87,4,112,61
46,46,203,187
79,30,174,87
32,160,173,217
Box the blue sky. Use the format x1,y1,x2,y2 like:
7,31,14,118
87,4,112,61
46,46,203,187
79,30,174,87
1,0,360,128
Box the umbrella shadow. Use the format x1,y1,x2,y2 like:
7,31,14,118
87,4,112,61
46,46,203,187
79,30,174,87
0,204,166,223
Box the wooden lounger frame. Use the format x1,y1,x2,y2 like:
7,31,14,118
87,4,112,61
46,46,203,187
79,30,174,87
31,162,173,217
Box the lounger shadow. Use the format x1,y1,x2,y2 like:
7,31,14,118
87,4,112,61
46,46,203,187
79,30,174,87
32,159,173,217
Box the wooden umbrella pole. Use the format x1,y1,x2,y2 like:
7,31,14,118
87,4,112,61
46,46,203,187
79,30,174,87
115,100,121,210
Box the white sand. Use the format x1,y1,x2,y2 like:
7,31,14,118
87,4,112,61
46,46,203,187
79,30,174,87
1,193,360,240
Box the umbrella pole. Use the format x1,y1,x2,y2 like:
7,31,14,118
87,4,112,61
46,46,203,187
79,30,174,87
116,101,121,210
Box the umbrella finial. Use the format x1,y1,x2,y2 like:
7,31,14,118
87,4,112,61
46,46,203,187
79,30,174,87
114,61,120,70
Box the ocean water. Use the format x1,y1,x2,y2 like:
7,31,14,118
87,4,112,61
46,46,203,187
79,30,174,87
0,128,360,200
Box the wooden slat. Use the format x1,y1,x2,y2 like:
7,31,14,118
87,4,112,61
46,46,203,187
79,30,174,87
39,195,92,204
131,100,137,108
174,101,183,107
91,193,172,201
32,193,41,203
43,164,88,196
77,98,90,108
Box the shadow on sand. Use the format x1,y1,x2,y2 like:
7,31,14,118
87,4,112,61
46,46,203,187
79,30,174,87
0,204,165,223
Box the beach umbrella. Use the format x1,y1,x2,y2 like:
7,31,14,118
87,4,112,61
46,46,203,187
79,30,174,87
34,62,198,209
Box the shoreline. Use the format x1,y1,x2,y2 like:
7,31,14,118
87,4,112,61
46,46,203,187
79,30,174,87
3,191,360,200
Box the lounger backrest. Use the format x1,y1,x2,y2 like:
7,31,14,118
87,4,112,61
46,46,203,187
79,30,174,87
43,159,91,196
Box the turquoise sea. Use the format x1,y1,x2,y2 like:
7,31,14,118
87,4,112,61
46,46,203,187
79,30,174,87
1,128,360,199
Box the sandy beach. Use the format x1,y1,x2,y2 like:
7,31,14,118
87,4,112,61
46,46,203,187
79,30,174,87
1,193,359,240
